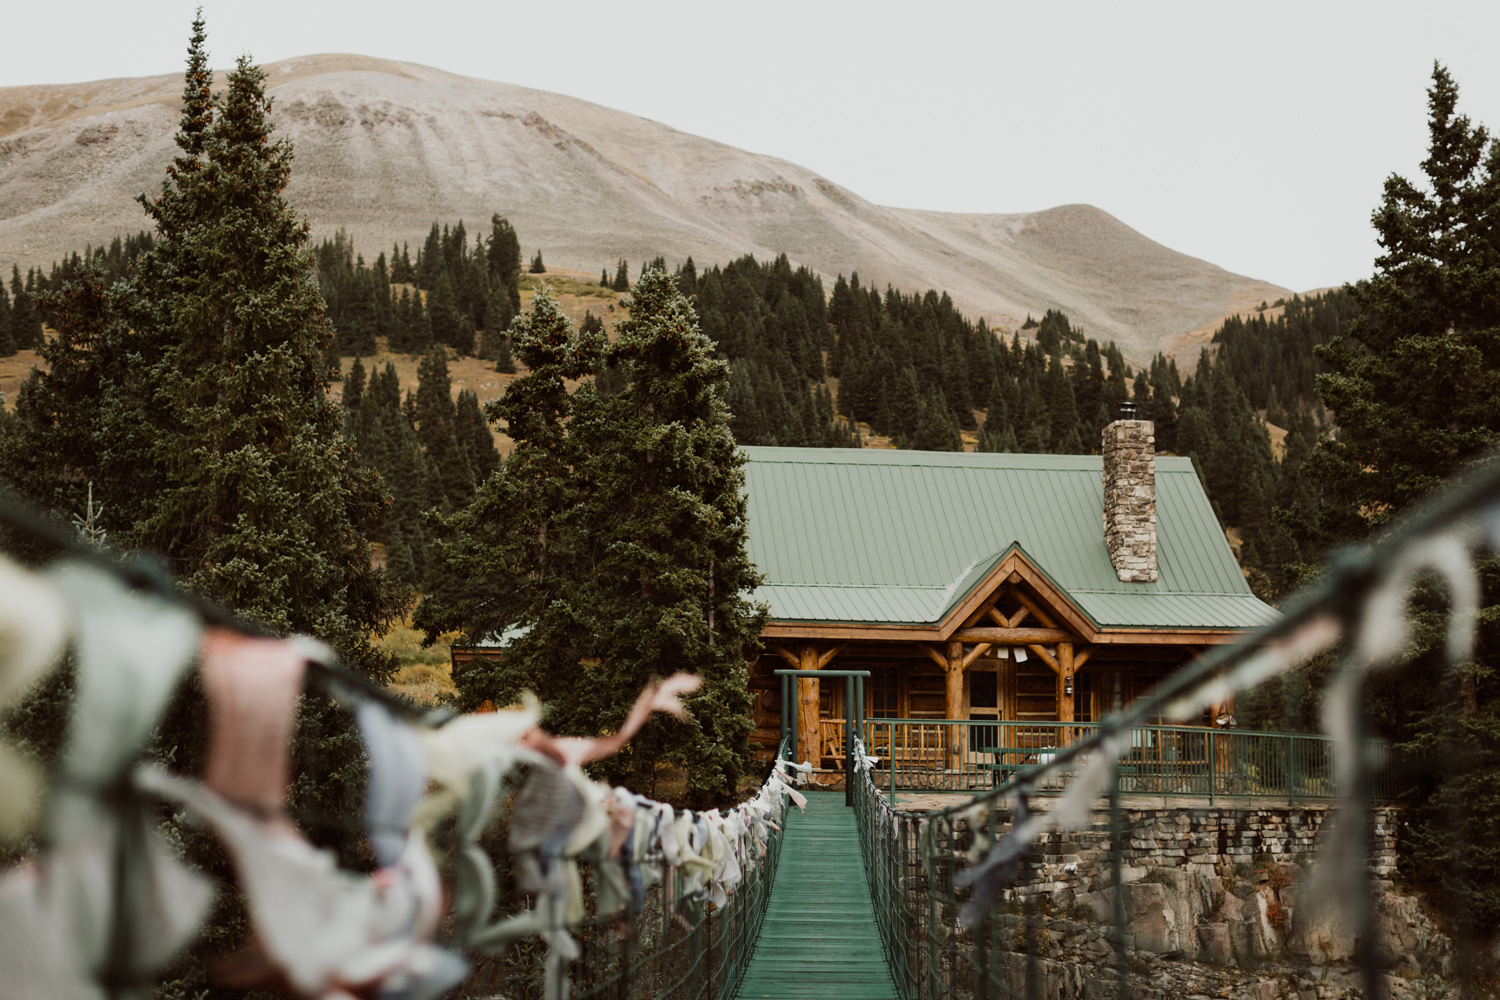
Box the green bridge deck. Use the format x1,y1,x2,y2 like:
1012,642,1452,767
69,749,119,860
733,791,898,1000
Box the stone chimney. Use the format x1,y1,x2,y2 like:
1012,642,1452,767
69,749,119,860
1102,403,1157,583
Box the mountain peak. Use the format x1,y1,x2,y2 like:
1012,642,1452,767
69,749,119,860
0,56,1286,361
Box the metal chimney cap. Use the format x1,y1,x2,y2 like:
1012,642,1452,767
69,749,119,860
1119,400,1138,420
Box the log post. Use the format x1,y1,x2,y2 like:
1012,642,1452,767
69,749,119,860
798,643,820,767
1057,642,1075,746
946,641,964,768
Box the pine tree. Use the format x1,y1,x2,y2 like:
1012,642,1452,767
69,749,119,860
492,331,516,375
426,269,462,352
911,390,963,451
9,267,43,350
1304,64,1500,936
416,286,604,697
417,222,442,290
0,282,13,357
486,214,523,311
420,275,765,801
1310,64,1500,536
454,388,500,483
415,345,474,511
0,266,127,521
0,22,406,977
476,279,513,361
116,50,396,665
563,268,766,797
344,354,366,411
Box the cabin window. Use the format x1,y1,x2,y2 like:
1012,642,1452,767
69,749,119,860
1095,670,1125,719
869,667,898,718
1074,670,1095,722
908,667,945,719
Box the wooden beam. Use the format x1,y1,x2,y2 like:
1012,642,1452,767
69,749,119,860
985,604,1030,628
769,644,801,669
1011,590,1059,629
1027,644,1059,673
1074,646,1096,671
963,602,995,628
921,644,949,670
954,626,1073,643
816,643,847,670
984,606,1008,628
1082,631,1256,646
961,642,994,670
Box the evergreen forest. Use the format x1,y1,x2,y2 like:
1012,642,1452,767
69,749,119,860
0,216,1375,608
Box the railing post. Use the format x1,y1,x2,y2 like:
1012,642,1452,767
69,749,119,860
779,671,788,751
1287,735,1295,807
787,681,798,765
855,673,865,750
889,721,896,806
1208,728,1216,806
845,675,855,807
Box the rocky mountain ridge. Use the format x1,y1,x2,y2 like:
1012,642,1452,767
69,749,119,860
0,54,1290,362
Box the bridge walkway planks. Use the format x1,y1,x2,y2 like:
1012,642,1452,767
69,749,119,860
732,790,898,1000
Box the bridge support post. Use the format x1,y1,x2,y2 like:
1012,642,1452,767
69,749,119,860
798,644,819,769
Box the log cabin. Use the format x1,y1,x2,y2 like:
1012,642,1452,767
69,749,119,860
741,417,1279,768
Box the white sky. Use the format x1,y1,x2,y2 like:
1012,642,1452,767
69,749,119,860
6,0,1499,293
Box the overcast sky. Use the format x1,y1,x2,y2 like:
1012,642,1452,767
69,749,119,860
6,1,1499,293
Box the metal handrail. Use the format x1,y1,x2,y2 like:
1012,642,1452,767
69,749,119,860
847,718,1415,803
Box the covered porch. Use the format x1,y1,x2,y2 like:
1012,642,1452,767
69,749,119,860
747,548,1252,775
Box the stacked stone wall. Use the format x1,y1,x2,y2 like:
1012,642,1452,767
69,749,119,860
934,803,1447,997
994,806,1398,899
1101,418,1157,582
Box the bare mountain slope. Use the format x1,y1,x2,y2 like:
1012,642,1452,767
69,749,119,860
0,55,1288,361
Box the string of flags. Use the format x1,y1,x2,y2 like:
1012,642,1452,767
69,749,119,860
0,551,803,1000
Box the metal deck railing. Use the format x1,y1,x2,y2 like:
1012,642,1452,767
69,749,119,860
825,718,1417,804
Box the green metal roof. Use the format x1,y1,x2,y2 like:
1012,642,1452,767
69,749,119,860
740,446,1278,631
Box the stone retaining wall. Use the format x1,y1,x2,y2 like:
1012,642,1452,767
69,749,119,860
997,804,1399,899
957,802,1450,996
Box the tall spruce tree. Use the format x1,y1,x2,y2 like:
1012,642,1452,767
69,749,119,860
487,215,523,312
416,286,605,706
1306,63,1500,939
0,20,406,985
419,275,765,801
9,267,43,351
0,266,128,523
0,283,14,357
1310,64,1500,537
564,267,766,797
114,46,397,668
